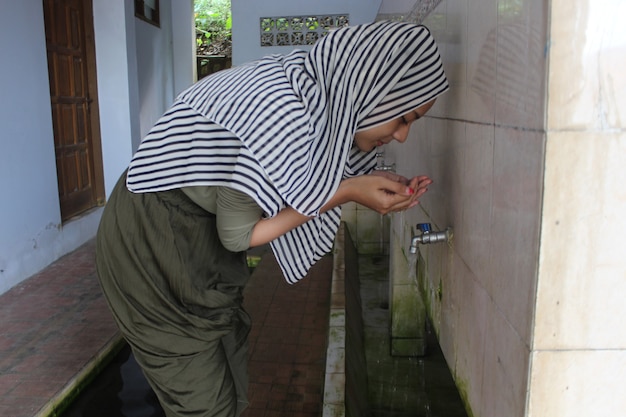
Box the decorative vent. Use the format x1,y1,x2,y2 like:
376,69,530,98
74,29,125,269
260,14,349,47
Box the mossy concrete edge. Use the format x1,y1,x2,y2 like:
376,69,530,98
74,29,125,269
35,333,126,417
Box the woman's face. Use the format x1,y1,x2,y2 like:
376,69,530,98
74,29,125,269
354,99,436,152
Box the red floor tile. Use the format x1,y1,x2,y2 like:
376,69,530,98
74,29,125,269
0,240,332,417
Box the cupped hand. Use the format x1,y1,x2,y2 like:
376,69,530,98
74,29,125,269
343,173,433,215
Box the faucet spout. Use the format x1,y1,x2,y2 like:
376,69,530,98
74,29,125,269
374,163,396,172
409,223,453,254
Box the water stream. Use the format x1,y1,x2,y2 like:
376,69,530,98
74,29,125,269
407,251,418,286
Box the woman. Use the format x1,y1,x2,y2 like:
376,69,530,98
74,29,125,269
96,20,448,417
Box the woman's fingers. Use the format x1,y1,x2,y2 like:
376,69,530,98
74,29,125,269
385,175,433,213
352,174,433,215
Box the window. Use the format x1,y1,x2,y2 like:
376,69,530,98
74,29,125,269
135,0,160,27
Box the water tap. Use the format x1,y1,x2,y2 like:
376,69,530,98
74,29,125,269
374,163,396,172
410,223,453,254
374,150,395,172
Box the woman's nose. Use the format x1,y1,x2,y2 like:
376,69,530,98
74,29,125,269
393,124,410,143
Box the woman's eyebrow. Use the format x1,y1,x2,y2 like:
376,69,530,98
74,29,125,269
402,109,422,124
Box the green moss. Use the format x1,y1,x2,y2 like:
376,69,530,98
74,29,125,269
44,338,126,417
246,255,262,269
390,289,425,336
453,377,476,417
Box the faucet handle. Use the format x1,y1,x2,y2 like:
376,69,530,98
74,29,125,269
417,223,431,233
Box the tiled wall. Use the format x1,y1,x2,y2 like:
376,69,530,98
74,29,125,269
381,0,626,417
532,0,626,415
341,202,390,255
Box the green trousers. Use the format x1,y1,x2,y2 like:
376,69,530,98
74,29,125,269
96,172,251,417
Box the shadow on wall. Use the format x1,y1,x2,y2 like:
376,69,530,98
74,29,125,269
471,22,544,126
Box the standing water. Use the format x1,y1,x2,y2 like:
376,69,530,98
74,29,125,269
61,344,165,417
359,253,468,417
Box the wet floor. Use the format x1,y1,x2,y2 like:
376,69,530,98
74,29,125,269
59,251,467,417
60,246,330,417
359,254,468,417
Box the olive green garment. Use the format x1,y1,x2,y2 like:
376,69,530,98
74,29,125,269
181,186,263,253
96,172,251,417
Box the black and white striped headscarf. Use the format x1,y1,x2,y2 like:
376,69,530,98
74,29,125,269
126,20,448,283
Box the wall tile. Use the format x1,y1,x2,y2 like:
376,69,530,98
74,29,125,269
467,0,498,124
427,0,469,122
355,205,388,255
494,2,548,130
436,248,464,374
424,119,465,228
454,270,488,413
536,131,626,350
490,127,544,344
457,123,495,288
529,350,626,417
548,0,626,130
480,302,529,417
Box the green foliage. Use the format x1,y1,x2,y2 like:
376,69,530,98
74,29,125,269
195,0,231,34
195,0,232,56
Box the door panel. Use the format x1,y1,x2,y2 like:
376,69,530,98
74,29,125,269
44,0,104,220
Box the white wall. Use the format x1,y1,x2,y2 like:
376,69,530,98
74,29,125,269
135,0,195,141
231,0,383,65
0,0,96,295
93,0,140,193
0,0,194,296
171,0,196,95
96,0,195,183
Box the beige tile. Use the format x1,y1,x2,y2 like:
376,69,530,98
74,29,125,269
490,127,544,343
457,123,494,287
423,119,465,227
494,7,547,130
480,303,529,417
437,249,464,372
454,270,488,412
355,205,385,247
548,0,626,130
467,0,497,124
388,114,434,176
536,131,626,349
529,350,626,417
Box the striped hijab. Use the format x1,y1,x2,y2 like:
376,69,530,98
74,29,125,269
126,20,448,283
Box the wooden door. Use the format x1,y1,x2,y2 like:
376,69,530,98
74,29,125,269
44,0,104,221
